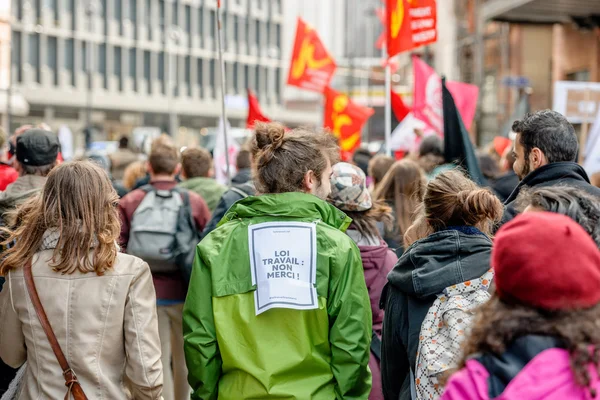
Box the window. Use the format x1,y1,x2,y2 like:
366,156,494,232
115,0,123,35
197,58,203,97
185,56,191,96
12,0,22,20
275,68,281,103
11,31,22,83
98,43,107,89
222,11,228,50
172,0,178,26
209,10,216,46
29,33,40,83
65,39,74,86
45,0,59,24
158,51,165,94
128,0,137,39
254,64,260,93
146,0,152,40
233,62,239,93
209,59,216,98
69,0,76,30
234,15,240,43
129,48,137,91
114,46,122,91
198,6,204,45
35,0,41,21
244,65,249,92
159,0,165,30
255,20,260,47
144,51,151,81
185,5,191,35
276,24,281,50
81,41,87,72
47,36,58,86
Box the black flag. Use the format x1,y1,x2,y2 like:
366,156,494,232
442,78,486,186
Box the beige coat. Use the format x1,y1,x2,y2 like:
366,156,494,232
0,251,163,400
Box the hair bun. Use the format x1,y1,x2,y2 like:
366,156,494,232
253,122,286,152
457,188,503,226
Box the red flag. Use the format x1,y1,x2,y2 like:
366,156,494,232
412,55,479,134
287,18,337,93
391,90,411,122
324,88,375,161
246,89,271,129
386,0,437,58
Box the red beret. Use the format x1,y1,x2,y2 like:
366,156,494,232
493,212,600,311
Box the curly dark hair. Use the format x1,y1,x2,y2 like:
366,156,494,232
457,295,600,397
516,185,600,248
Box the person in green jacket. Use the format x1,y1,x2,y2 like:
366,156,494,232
179,147,227,212
183,122,373,400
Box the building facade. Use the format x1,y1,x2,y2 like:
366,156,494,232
8,0,321,145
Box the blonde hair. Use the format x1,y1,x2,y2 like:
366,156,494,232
373,159,426,239
0,161,120,276
424,169,503,236
123,161,147,190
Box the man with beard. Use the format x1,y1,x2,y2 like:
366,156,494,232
183,122,372,399
501,110,600,225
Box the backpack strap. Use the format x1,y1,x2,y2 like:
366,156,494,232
370,330,382,361
230,186,250,199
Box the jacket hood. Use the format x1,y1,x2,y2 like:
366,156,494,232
505,162,590,204
357,241,390,271
222,192,352,232
387,228,493,299
232,168,252,184
0,175,46,210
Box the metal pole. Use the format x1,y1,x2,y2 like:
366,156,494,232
216,0,231,187
384,44,392,156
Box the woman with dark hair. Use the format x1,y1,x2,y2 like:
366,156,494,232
328,162,398,400
442,212,600,400
381,169,504,400
0,161,163,399
517,185,600,247
373,159,426,256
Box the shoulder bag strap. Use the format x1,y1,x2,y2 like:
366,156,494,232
23,262,88,400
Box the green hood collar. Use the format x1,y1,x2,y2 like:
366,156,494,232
220,192,352,232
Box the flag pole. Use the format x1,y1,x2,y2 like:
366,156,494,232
216,0,232,187
384,45,392,156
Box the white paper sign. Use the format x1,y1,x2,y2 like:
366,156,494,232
248,221,318,315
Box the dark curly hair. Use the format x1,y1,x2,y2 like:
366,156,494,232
516,185,600,248
456,295,600,398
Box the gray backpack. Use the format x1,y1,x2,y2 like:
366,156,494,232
127,185,199,280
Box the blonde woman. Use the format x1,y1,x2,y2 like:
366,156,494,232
0,161,163,399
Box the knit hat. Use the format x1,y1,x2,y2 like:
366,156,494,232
493,212,600,311
329,162,372,212
16,129,60,166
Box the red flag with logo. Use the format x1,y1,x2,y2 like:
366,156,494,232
287,18,337,93
324,88,375,160
413,55,478,134
246,89,271,129
386,0,438,58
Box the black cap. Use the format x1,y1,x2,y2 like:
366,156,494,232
16,129,60,166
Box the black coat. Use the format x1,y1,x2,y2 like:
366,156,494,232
380,227,493,400
501,162,600,226
490,171,520,203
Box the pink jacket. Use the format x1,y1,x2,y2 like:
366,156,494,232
442,348,600,400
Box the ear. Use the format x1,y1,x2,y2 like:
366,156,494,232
174,163,182,176
145,161,153,175
208,167,215,178
303,170,317,193
530,148,547,170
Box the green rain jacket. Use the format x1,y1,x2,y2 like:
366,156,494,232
183,192,373,400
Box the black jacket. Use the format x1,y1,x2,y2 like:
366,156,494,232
201,181,256,238
491,171,520,203
474,335,564,398
380,227,493,400
502,162,600,225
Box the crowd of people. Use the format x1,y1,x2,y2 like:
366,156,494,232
0,108,599,400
